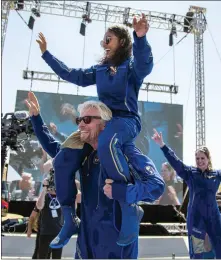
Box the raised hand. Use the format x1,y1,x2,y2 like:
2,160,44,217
133,13,149,37
36,32,47,54
151,128,165,147
25,92,40,116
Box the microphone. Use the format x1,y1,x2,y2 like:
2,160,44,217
14,111,30,120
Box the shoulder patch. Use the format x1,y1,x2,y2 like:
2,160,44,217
93,154,99,164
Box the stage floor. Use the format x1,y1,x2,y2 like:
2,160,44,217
2,233,190,259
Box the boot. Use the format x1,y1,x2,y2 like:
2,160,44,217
50,206,80,249
117,203,144,246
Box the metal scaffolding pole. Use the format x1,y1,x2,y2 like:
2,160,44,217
190,6,207,149
1,1,12,54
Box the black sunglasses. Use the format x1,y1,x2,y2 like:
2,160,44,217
76,116,102,125
100,36,113,47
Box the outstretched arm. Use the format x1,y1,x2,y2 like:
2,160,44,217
36,33,96,87
132,14,153,81
152,129,192,181
25,92,61,158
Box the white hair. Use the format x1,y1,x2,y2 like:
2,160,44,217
77,100,112,121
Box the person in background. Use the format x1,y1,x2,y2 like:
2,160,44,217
27,205,47,259
27,178,81,259
27,177,63,259
157,162,181,205
48,122,67,143
152,128,221,259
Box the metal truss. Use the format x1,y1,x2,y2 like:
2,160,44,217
23,69,178,94
20,0,195,32
192,7,206,149
23,70,178,94
2,1,207,148
141,82,178,94
1,1,13,53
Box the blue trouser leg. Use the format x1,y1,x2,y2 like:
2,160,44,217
206,213,221,258
97,117,143,246
97,117,138,182
122,142,164,201
188,210,221,259
53,148,84,206
122,142,159,178
189,217,207,259
50,148,86,249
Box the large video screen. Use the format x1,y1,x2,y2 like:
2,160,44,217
7,90,184,205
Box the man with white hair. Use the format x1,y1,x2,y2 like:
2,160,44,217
26,91,164,259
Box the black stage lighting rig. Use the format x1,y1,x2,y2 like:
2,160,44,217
80,2,92,36
14,0,24,11
183,11,194,33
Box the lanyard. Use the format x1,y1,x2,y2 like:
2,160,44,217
48,193,60,210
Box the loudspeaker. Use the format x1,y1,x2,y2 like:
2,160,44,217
80,22,86,36
28,16,35,30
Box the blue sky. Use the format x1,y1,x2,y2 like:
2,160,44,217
2,1,221,168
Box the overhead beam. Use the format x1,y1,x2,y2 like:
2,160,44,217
20,1,193,32
23,69,178,94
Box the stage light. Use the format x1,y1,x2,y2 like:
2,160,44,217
169,25,177,46
169,33,173,47
23,71,28,79
123,7,132,28
79,2,92,36
28,16,35,30
31,7,40,17
14,0,24,10
80,22,86,36
82,14,92,24
31,0,41,17
183,11,194,33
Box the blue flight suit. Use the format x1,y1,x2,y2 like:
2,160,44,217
31,114,165,259
160,144,221,259
41,31,155,246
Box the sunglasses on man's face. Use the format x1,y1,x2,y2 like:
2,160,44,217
76,116,102,125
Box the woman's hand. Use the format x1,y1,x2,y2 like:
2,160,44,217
25,92,40,116
36,32,47,54
133,13,149,37
152,128,165,148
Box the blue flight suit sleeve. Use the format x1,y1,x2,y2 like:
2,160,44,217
30,114,61,158
160,144,192,181
111,164,165,204
132,31,153,81
41,50,97,87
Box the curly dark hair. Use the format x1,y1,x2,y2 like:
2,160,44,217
100,25,132,67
